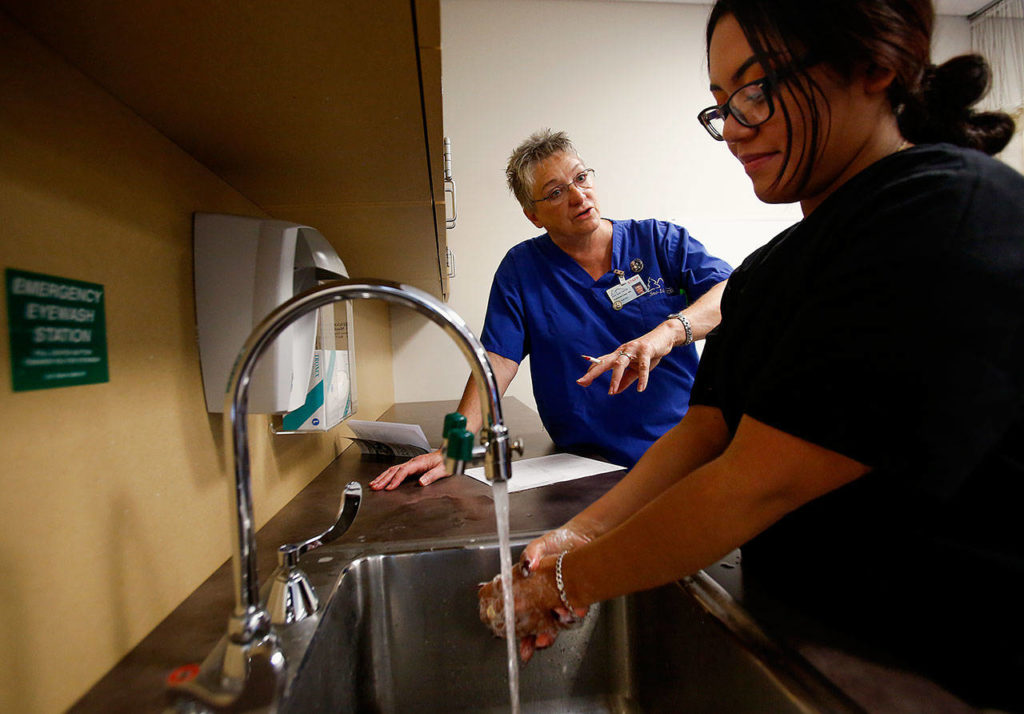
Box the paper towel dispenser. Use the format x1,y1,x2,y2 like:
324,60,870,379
193,212,356,424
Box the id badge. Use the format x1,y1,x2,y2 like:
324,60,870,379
605,274,647,310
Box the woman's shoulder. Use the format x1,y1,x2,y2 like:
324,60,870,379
611,218,695,250
813,143,1024,242
503,233,552,260
879,143,1024,198
892,145,1024,232
613,217,687,233
801,143,1024,285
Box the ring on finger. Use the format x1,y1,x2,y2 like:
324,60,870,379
618,351,636,361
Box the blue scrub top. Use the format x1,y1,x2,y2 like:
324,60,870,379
481,218,731,467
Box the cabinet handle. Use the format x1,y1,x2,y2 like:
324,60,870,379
443,136,457,229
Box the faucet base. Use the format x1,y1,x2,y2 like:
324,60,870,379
167,634,286,713
267,567,319,626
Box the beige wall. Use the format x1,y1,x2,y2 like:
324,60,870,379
0,12,393,713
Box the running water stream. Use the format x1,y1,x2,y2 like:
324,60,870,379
491,479,521,714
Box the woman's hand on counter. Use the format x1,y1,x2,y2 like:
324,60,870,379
369,448,449,490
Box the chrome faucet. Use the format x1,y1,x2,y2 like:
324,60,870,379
170,278,520,712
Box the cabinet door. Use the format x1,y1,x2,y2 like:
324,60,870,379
3,0,448,298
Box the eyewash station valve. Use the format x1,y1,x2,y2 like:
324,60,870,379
442,411,523,482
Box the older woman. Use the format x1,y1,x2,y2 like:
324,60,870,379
371,130,730,488
480,3,1023,709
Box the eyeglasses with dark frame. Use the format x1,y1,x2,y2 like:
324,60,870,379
697,77,776,141
532,168,596,205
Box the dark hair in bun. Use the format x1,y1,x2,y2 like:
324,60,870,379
897,54,1015,155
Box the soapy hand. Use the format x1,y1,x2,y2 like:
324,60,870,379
477,556,585,663
370,448,448,490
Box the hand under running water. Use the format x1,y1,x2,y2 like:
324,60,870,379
478,553,588,662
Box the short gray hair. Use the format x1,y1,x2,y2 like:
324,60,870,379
506,129,581,209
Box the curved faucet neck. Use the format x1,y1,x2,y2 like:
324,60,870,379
223,278,507,634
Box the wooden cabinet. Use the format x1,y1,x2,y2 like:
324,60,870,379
2,0,448,298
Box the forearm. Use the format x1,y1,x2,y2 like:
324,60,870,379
584,280,727,395
562,416,869,607
453,377,484,435
565,405,730,538
454,351,518,435
565,460,769,606
665,279,727,346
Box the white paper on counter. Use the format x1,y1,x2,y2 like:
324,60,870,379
346,420,432,456
465,453,619,493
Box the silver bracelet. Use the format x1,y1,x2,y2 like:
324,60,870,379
668,312,693,346
555,551,574,613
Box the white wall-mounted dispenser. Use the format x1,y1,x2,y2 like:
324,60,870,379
193,213,357,430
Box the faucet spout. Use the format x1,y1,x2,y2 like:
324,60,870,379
174,278,518,712
223,279,510,630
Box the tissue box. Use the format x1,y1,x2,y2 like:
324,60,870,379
279,300,356,432
280,349,352,431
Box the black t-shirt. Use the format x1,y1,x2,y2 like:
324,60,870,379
691,144,1024,704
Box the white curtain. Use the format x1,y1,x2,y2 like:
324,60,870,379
971,0,1024,173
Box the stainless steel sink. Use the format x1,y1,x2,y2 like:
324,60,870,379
277,540,862,714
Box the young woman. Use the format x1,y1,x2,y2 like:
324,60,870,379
479,1,1023,708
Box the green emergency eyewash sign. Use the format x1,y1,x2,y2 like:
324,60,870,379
6,268,109,391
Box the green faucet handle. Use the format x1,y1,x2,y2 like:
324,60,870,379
442,412,467,440
445,428,475,461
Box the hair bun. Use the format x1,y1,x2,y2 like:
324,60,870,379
966,111,1019,156
924,55,990,114
899,53,1016,155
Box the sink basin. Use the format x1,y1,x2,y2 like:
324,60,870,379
277,540,861,714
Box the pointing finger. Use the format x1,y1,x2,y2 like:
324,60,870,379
637,359,650,392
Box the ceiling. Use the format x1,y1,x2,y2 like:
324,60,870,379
613,0,993,16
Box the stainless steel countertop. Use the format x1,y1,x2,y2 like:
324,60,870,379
69,398,625,713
